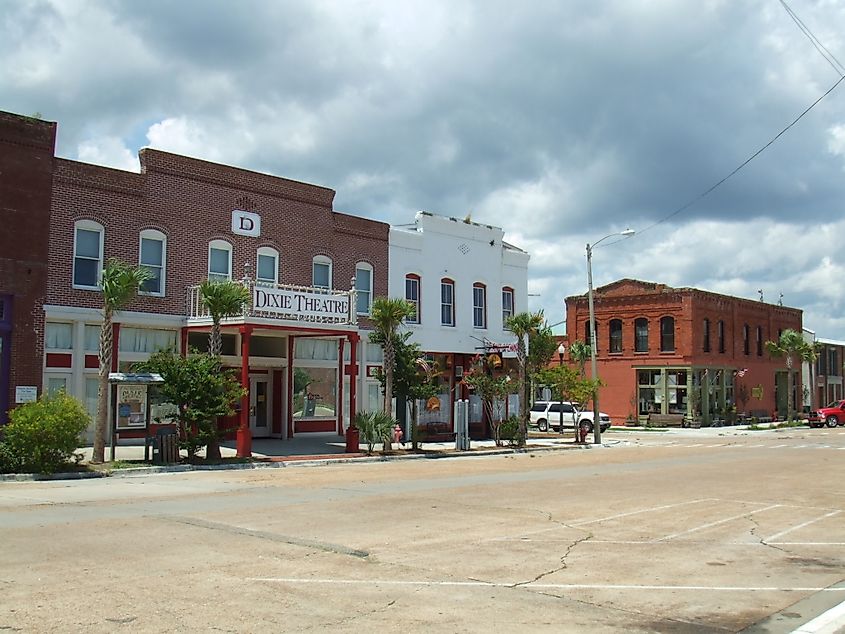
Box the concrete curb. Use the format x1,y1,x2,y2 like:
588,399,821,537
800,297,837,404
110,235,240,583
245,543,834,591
0,442,595,482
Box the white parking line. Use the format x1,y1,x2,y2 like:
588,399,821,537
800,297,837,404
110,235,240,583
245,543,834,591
765,510,842,542
771,444,788,448
655,504,782,542
791,598,845,634
248,577,845,593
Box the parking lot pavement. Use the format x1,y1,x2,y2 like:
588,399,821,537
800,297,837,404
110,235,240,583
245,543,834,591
3,432,845,633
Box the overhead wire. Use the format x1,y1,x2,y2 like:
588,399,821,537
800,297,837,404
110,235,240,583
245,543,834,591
633,2,845,238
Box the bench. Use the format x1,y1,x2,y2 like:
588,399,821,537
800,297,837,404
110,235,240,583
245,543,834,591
415,422,456,443
646,413,686,428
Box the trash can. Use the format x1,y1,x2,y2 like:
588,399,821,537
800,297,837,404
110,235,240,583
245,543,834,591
152,427,179,464
345,425,360,453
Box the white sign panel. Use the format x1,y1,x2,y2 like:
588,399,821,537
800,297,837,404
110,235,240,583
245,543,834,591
254,287,349,320
232,209,261,237
15,386,37,403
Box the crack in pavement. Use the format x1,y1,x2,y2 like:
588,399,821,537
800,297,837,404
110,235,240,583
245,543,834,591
748,514,790,555
511,529,594,588
161,515,370,558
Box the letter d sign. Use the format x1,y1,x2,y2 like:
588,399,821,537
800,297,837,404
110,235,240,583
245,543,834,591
232,210,261,237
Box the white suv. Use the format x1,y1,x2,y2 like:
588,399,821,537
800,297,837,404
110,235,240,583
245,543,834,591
529,401,612,433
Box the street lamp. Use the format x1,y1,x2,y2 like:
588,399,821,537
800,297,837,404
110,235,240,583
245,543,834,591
557,343,566,435
586,228,635,445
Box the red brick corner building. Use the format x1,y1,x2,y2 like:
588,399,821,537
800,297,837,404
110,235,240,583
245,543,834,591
1,110,389,454
565,279,803,426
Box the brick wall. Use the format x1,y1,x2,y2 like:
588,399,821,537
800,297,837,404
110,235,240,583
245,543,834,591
0,112,56,421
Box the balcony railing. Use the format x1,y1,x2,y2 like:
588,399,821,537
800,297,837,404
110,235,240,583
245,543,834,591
187,280,358,326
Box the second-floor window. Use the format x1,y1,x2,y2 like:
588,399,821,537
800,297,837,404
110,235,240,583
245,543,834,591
703,318,711,352
660,316,675,352
73,220,104,289
139,229,166,296
502,287,514,328
609,319,623,353
312,255,332,289
405,274,420,323
256,246,279,286
756,326,763,356
585,320,599,352
208,240,232,281
473,283,487,329
441,279,455,326
635,318,649,352
355,262,372,315
718,320,725,353
743,323,750,355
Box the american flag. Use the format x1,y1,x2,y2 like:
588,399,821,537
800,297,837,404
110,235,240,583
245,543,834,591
737,368,748,378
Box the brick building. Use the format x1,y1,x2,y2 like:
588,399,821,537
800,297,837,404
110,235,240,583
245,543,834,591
565,279,803,425
0,113,56,423
813,337,845,407
2,110,390,454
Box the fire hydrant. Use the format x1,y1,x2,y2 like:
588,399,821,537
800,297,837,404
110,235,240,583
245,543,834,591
393,424,403,446
578,423,589,444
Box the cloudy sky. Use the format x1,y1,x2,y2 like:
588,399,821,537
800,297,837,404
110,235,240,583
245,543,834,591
3,0,845,339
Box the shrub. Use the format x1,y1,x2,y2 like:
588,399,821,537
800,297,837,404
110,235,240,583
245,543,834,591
499,415,520,447
1,392,89,474
354,411,395,454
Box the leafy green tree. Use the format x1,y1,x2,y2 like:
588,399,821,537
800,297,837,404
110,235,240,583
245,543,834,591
93,259,152,464
368,297,415,451
199,280,250,356
568,340,592,377
1,391,89,474
372,334,439,450
135,351,246,462
765,328,817,421
505,311,546,446
463,354,513,446
536,365,602,442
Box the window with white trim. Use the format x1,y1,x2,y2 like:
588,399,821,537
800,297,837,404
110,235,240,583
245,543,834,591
208,240,232,281
405,274,420,323
313,255,332,289
256,246,279,286
355,262,373,315
473,283,487,329
45,323,73,350
502,287,514,328
441,279,455,326
73,220,104,289
139,229,166,295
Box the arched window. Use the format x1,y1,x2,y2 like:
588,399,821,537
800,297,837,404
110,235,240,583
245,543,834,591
717,320,725,353
355,262,373,315
73,220,104,289
743,323,750,355
139,229,166,296
703,318,711,352
256,246,279,286
660,316,675,352
609,319,623,353
441,278,455,326
756,326,763,356
473,282,487,329
208,239,232,281
312,255,332,289
584,320,599,352
635,318,649,352
405,274,421,323
502,287,514,328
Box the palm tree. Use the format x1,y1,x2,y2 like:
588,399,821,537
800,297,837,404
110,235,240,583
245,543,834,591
369,297,415,451
506,311,545,446
199,280,250,356
92,259,152,464
765,328,817,421
568,340,592,377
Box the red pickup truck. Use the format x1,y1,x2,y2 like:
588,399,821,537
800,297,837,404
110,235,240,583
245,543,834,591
809,400,845,428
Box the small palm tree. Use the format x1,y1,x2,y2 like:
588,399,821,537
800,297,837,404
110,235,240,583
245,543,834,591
92,259,152,464
199,280,250,356
369,297,415,451
765,328,817,421
505,311,545,446
568,340,591,377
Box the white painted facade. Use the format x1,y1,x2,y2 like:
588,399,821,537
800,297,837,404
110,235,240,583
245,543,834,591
389,211,529,355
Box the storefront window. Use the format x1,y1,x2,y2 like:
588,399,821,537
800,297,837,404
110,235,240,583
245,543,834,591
293,367,337,419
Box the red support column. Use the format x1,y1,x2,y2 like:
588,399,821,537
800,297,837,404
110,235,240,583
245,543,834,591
337,337,345,435
348,333,359,423
237,325,253,457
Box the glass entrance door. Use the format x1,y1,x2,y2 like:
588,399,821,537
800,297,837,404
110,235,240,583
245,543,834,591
249,377,270,437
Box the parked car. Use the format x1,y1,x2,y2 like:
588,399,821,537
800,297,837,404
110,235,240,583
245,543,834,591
529,401,612,433
810,400,845,428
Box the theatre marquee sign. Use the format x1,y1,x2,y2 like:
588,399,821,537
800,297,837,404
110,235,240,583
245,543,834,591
253,286,350,320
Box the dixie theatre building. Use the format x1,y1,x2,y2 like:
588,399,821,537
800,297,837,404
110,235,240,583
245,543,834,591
1,111,389,451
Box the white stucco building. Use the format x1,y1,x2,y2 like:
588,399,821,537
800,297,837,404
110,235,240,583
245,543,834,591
389,211,530,436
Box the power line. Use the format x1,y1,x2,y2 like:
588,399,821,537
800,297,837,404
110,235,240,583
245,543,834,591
779,0,845,77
